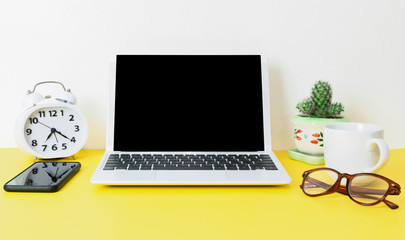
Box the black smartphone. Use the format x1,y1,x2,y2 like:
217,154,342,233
3,161,81,192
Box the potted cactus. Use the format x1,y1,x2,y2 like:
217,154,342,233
289,81,349,164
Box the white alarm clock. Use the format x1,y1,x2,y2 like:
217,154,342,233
15,81,88,160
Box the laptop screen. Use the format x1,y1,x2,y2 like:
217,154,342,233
114,55,265,152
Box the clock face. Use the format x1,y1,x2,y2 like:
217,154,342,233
22,105,88,158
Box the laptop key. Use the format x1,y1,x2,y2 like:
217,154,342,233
238,165,250,170
128,165,140,170
115,165,128,170
226,165,238,170
103,166,115,170
153,166,183,170
213,164,225,170
140,165,152,170
263,165,278,170
187,166,214,170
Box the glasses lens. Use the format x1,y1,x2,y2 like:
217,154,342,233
303,169,338,195
349,175,389,205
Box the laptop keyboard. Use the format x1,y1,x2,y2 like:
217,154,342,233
103,154,278,171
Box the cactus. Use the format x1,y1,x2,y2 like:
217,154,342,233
296,81,344,118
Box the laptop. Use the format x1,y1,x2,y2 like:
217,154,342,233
90,54,291,185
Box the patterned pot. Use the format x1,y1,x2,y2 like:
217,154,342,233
292,115,349,156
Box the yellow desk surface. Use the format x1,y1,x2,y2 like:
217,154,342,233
0,148,404,240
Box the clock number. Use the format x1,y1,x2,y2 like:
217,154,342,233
32,168,38,174
69,114,75,121
42,144,67,151
49,110,57,117
71,137,76,143
74,125,80,132
29,117,39,124
60,110,64,116
31,140,38,146
26,128,32,135
38,111,45,118
27,179,33,186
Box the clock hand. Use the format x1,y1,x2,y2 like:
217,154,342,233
45,128,58,142
38,121,52,129
46,170,54,178
55,167,59,178
46,170,58,182
53,132,59,143
55,130,70,140
45,131,53,142
57,169,70,179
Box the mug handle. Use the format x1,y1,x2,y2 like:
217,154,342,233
364,138,390,173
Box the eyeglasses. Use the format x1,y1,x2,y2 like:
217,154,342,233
300,168,401,209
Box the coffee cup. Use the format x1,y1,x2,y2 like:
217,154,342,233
323,123,389,174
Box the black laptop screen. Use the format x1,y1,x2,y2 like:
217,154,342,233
113,55,265,151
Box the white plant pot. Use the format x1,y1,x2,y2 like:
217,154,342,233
292,115,349,156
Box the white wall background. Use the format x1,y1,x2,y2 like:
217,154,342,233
1,0,404,150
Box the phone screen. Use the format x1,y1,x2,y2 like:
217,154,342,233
4,162,80,192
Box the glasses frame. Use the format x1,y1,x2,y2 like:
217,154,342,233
300,168,401,209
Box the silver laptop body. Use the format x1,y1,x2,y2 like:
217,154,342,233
91,54,291,185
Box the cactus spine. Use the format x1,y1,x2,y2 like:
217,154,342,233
296,81,344,118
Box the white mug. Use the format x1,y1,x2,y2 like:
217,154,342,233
323,123,389,174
